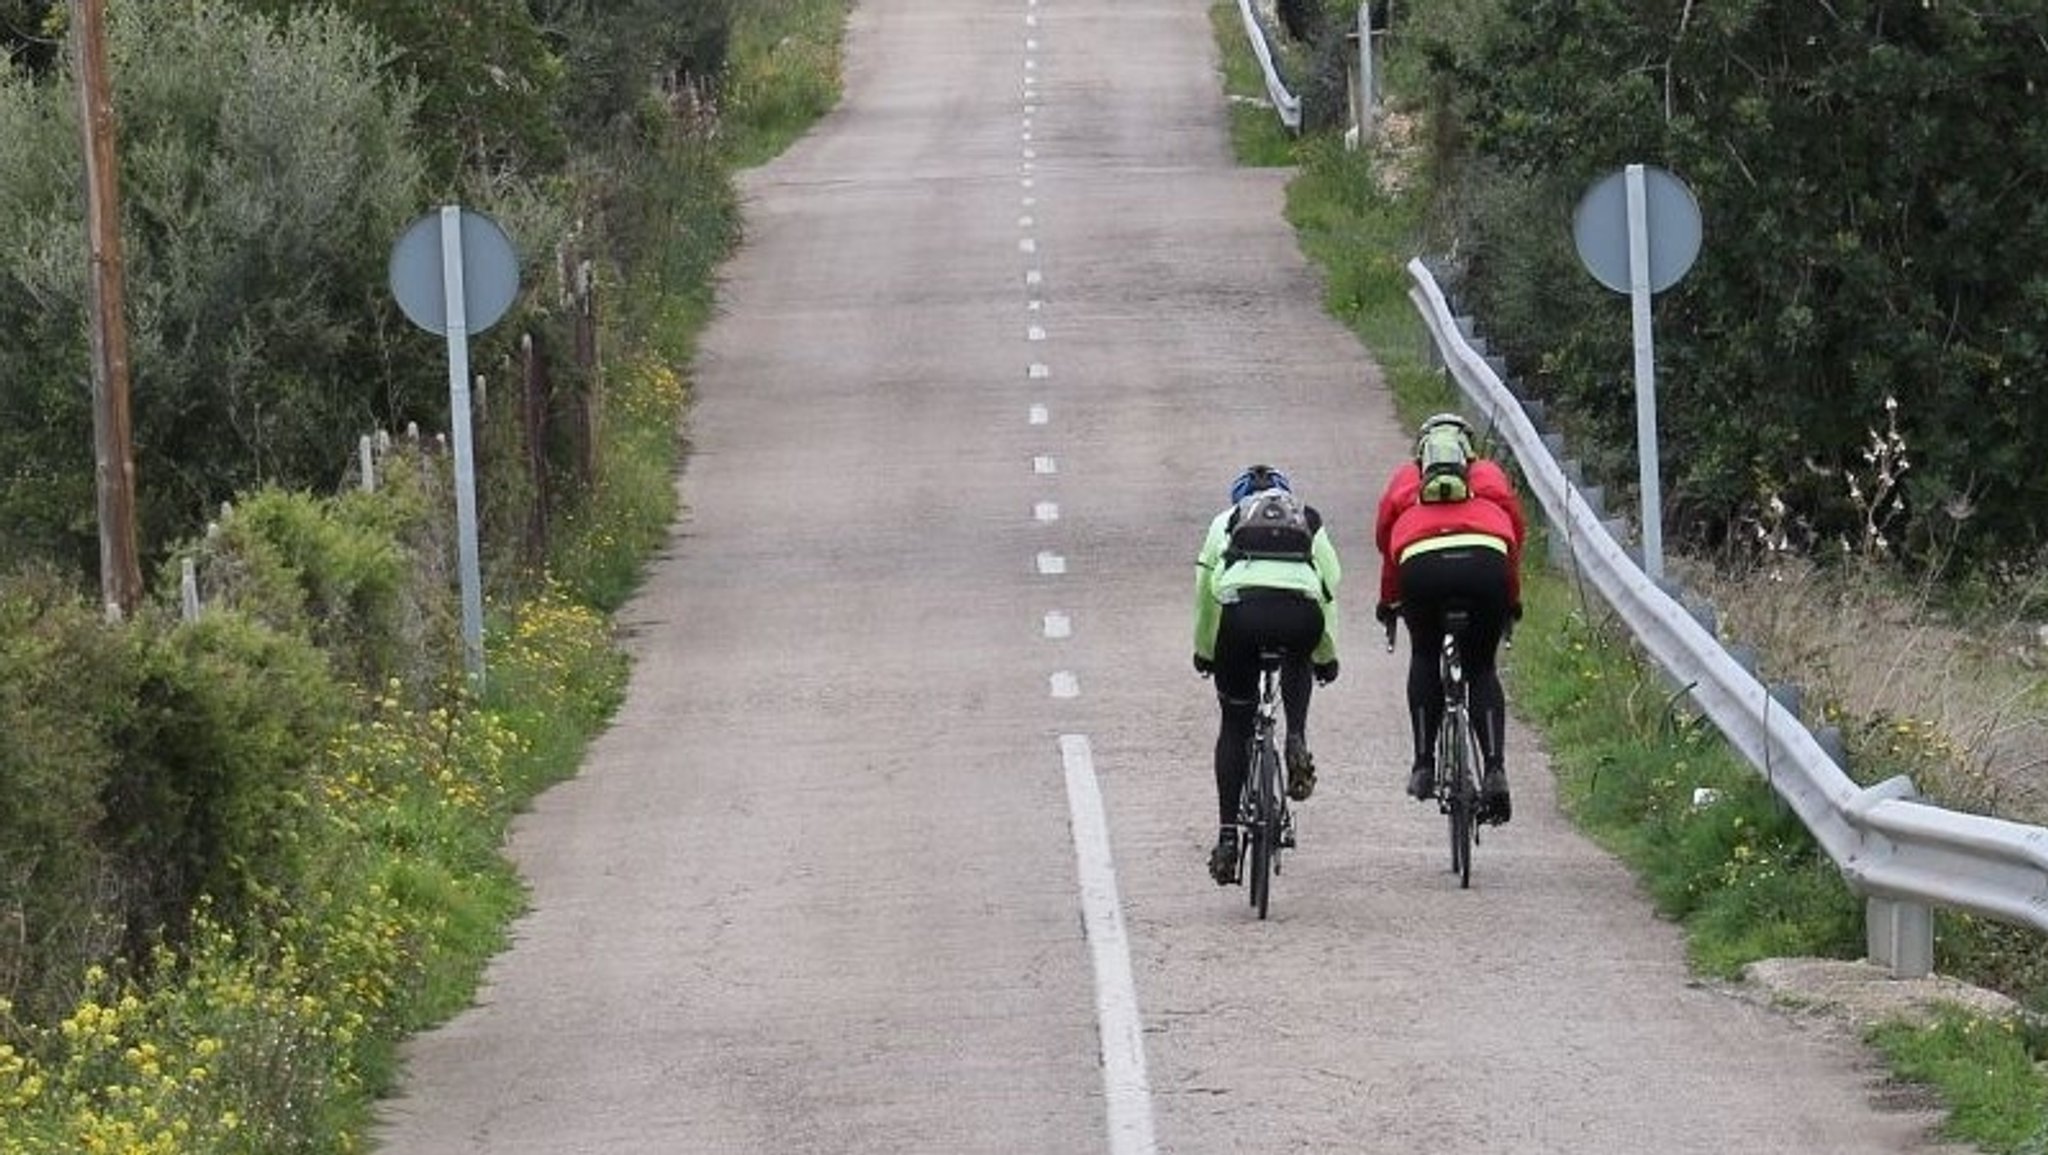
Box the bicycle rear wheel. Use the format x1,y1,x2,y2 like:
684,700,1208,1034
1248,742,1280,918
1441,709,1476,888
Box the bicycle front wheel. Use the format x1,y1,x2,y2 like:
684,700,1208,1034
1449,787,1473,888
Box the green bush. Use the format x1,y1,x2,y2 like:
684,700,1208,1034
104,612,346,957
0,562,350,1023
0,570,134,1025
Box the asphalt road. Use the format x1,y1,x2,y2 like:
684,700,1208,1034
373,1,1959,1151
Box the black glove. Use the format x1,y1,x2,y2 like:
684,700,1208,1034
1313,659,1340,685
1509,602,1524,622
1193,653,1214,677
1374,602,1398,626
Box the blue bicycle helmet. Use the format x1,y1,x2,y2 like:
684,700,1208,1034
1229,464,1291,504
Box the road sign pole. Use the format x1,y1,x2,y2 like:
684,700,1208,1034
1625,164,1665,582
439,205,486,682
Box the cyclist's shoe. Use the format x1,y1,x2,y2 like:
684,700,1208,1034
1208,827,1241,886
1480,765,1512,825
1279,811,1297,849
1285,734,1317,801
1406,760,1436,801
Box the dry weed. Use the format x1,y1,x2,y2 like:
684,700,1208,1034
1682,555,2048,822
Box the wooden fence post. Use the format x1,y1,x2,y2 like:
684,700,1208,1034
522,332,550,562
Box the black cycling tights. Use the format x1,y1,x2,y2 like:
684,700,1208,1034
1397,548,1511,772
1212,594,1324,826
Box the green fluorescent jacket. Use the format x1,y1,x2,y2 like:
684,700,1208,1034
1192,506,1342,665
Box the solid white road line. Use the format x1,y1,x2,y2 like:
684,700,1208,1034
1058,735,1160,1155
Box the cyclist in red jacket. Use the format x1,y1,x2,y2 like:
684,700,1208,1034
1373,413,1526,824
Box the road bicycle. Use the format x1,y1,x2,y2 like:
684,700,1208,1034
1387,605,1486,889
1236,648,1295,919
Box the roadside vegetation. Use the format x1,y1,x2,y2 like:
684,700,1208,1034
0,1,844,1151
1213,2,2048,1150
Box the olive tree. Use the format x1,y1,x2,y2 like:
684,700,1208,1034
0,3,428,568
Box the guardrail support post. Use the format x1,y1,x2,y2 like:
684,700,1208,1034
1867,897,1934,979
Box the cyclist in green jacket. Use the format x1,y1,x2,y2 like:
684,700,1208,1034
1193,465,1342,885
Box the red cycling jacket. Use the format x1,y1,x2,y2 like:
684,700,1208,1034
1374,458,1527,607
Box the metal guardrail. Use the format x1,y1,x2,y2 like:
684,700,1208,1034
1407,257,2048,978
1233,0,1301,131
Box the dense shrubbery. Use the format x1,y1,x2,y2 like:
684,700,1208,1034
0,441,632,1151
0,3,431,570
1386,0,2048,576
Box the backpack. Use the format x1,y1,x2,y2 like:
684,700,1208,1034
1417,424,1473,503
1226,488,1314,562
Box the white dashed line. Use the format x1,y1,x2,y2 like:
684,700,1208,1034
1035,501,1060,522
1030,404,1049,425
1036,551,1066,574
1028,325,1046,341
1034,455,1057,474
1026,269,1042,286
1028,363,1050,379
1044,611,1072,639
1050,671,1080,699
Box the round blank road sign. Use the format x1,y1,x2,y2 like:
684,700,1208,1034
1572,166,1702,295
388,208,520,335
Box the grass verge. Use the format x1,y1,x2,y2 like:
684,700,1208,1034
1209,3,1301,167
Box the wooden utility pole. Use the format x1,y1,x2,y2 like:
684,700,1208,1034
72,0,143,618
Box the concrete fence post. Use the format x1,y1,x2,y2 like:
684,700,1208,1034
180,557,199,622
1867,896,1934,979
